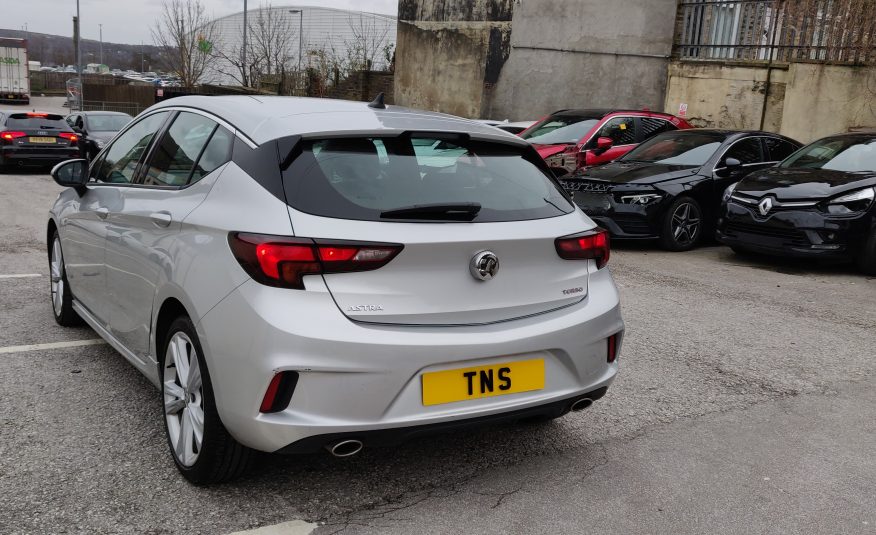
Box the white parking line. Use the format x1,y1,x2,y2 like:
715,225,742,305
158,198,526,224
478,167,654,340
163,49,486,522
227,520,317,535
0,339,106,355
0,274,42,279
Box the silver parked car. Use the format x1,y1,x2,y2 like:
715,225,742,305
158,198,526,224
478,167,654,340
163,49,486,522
47,96,624,484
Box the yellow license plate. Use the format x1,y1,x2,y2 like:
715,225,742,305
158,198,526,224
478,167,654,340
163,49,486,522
29,137,56,144
421,359,544,406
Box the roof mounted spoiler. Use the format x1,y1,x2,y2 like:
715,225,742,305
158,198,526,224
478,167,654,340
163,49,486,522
367,93,386,110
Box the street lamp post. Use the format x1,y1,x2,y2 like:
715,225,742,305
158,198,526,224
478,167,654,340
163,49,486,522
242,0,248,86
99,24,103,65
289,9,304,91
76,0,83,111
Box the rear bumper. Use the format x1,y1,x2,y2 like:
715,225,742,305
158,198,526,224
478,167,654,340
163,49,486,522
196,268,624,453
0,146,81,165
716,201,873,260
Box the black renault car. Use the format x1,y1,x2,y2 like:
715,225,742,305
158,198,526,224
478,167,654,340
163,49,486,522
717,133,876,274
0,110,81,171
560,129,802,250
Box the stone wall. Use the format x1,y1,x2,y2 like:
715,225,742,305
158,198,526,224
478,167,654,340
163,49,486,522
665,61,876,142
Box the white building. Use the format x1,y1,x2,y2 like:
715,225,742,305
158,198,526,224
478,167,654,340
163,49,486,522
206,5,397,85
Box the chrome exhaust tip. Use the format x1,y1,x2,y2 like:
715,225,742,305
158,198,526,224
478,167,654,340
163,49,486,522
570,397,594,412
326,439,364,458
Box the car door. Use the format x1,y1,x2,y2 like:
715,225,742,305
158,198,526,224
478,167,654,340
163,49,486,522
62,111,171,324
711,137,772,209
582,116,638,167
103,111,233,361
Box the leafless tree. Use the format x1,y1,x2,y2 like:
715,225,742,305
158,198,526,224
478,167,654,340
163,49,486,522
344,13,391,72
249,4,297,77
151,0,216,88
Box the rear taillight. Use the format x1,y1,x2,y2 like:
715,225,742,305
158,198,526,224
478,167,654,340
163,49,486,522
259,371,299,413
228,232,403,289
26,112,48,117
607,333,620,363
59,132,78,142
555,228,610,269
0,131,26,141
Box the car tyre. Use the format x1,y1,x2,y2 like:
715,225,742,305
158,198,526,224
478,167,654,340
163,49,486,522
49,231,82,326
856,230,876,276
660,196,703,252
160,316,253,485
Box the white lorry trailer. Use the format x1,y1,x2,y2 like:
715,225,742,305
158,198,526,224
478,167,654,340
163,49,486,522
0,38,30,105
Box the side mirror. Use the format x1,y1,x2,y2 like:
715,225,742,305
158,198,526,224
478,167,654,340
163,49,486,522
51,159,89,191
724,157,742,168
596,137,614,151
72,126,84,134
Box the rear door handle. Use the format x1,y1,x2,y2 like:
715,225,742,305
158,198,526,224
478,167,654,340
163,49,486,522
150,211,173,228
96,207,109,219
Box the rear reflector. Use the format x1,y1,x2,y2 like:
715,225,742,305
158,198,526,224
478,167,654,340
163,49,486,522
607,333,619,363
58,132,78,142
229,232,403,289
259,371,299,413
555,228,610,268
0,131,26,140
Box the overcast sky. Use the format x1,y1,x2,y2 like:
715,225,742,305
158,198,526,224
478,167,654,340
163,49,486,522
3,0,398,45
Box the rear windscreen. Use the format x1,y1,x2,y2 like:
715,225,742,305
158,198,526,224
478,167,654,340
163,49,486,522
282,136,575,222
6,114,67,129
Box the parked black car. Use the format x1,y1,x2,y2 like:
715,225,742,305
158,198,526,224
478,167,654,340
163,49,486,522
0,110,82,171
65,111,132,160
717,133,876,274
560,129,802,251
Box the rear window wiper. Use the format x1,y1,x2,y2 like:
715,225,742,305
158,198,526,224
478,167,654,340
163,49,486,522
380,203,481,221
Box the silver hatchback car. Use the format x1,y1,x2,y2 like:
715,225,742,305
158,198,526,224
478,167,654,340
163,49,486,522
47,96,624,484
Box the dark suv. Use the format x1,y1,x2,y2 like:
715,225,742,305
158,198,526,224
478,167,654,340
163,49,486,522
65,111,132,160
0,111,81,171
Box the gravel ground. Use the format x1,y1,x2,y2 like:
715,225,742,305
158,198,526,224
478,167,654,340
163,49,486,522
0,171,874,534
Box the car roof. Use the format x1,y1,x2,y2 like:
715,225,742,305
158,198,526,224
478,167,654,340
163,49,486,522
661,128,798,141
148,96,529,147
76,111,132,116
816,131,876,143
549,108,676,118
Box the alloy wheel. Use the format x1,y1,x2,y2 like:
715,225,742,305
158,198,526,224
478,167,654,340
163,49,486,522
163,332,204,467
50,237,64,316
670,201,701,247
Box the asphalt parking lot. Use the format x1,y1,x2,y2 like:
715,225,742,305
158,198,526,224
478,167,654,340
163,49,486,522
1,168,875,534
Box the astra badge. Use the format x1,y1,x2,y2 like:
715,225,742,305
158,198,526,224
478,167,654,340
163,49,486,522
758,197,773,216
470,250,500,281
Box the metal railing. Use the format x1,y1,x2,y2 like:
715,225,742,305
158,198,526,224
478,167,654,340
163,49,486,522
675,0,876,65
81,100,144,116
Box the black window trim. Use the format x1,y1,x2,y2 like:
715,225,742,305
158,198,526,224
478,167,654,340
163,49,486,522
86,109,174,188
582,115,640,151
713,135,771,172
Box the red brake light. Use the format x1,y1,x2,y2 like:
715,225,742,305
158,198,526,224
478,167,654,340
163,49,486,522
1,131,26,140
555,228,610,268
607,333,620,363
59,132,78,142
26,112,48,117
229,233,403,289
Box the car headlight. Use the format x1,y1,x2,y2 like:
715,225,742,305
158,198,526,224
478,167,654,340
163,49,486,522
722,182,739,203
826,187,875,215
618,193,662,205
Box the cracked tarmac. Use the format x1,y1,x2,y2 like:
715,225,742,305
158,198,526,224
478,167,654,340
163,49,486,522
1,166,875,534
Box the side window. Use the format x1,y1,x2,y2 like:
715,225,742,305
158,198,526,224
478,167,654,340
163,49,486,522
639,118,677,142
142,112,218,187
764,138,798,162
722,138,763,166
594,117,636,146
66,115,77,128
93,112,169,184
188,126,233,185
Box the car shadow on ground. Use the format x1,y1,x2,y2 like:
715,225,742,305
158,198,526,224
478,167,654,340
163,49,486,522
611,239,871,279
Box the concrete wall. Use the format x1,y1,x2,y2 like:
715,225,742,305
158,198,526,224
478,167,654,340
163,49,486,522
488,0,678,120
395,0,513,118
395,0,677,120
781,63,876,142
665,61,876,142
664,62,787,132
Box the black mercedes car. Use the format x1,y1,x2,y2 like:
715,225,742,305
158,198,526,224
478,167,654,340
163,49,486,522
65,111,132,160
0,110,82,171
560,129,802,250
717,133,876,274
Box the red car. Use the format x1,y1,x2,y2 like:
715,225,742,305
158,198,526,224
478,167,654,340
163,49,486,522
519,109,694,176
